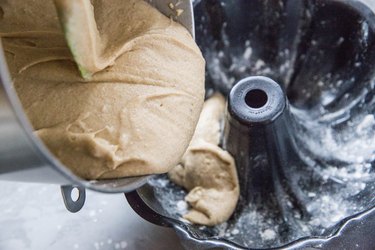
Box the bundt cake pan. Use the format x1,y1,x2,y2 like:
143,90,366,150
126,0,375,249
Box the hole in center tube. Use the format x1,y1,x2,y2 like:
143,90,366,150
70,187,80,202
245,89,268,108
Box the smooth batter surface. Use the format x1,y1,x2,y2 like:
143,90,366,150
0,0,205,179
169,94,240,226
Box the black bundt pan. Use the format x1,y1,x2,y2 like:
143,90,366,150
126,0,375,249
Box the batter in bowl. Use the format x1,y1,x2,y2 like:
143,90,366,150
0,0,205,179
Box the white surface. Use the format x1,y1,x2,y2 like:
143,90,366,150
0,181,183,250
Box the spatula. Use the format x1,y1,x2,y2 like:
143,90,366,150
53,0,194,79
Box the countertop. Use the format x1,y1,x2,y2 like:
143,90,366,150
0,181,183,250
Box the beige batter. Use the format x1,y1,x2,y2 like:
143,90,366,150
169,94,240,226
0,0,205,179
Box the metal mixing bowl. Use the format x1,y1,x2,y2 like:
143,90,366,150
0,43,149,211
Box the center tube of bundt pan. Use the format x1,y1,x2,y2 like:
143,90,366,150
223,76,307,220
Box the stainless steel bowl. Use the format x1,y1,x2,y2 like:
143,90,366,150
0,43,149,211
0,0,198,211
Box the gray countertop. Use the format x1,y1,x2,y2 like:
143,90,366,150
0,181,183,250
